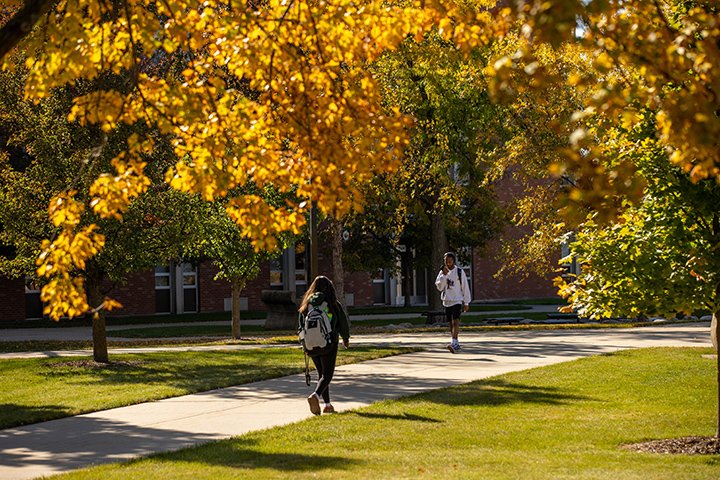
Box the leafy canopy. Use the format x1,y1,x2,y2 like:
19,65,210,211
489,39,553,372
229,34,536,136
1,0,500,319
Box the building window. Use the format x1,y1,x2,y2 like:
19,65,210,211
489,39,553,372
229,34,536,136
560,236,579,277
155,266,172,314
181,263,198,313
25,277,42,319
295,243,308,298
372,269,386,305
154,262,198,314
415,268,427,298
269,257,283,290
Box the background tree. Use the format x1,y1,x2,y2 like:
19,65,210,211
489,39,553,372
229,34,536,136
554,105,720,437
0,58,206,362
188,187,298,339
369,33,505,309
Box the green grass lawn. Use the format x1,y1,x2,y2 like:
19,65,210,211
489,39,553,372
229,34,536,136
108,324,268,338
0,311,268,329
0,346,415,429
0,335,300,353
49,347,718,480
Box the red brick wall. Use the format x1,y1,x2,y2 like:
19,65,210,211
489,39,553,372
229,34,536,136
245,262,271,310
473,238,559,301
0,277,25,321
316,244,374,307
471,173,560,301
197,261,271,312
198,262,229,312
106,271,156,316
343,271,373,306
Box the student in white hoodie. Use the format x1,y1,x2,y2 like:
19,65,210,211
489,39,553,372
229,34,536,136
435,252,471,353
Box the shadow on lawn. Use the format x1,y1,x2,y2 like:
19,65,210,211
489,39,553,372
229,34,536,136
160,440,361,472
400,378,593,408
0,403,73,430
37,350,305,393
349,411,442,423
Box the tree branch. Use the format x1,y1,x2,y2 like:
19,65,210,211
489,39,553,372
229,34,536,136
0,0,58,60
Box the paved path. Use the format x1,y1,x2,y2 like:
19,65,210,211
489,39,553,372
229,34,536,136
0,305,561,343
0,323,712,480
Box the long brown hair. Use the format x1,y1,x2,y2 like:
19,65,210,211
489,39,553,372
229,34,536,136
299,275,338,313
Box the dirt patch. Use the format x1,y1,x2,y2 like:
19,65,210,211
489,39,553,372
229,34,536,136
622,436,720,455
47,360,146,369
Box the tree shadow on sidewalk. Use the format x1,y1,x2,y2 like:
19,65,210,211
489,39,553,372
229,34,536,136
0,415,221,472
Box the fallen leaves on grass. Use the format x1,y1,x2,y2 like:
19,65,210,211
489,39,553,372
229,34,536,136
46,360,146,369
623,436,720,455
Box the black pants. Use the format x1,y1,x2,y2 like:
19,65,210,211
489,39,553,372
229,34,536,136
311,343,339,403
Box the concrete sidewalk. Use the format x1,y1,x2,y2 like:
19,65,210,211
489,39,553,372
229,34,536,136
0,305,561,343
0,324,712,480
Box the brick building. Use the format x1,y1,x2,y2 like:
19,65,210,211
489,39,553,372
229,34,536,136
0,232,558,322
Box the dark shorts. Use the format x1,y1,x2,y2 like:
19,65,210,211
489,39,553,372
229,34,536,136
445,304,462,322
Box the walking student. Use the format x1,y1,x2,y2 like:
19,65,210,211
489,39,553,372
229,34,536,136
435,252,471,353
298,275,350,415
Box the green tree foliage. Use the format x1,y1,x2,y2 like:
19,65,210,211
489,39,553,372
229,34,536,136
187,187,298,338
355,33,504,307
0,60,207,361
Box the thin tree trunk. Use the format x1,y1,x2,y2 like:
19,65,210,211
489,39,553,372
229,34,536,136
91,313,108,363
231,277,244,340
714,308,719,438
429,211,448,311
85,264,108,363
330,217,345,308
401,248,413,307
713,214,720,438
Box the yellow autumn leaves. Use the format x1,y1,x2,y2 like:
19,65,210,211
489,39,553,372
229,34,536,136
9,0,499,319
6,0,718,320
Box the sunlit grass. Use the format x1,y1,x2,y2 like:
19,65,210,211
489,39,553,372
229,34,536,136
50,347,719,480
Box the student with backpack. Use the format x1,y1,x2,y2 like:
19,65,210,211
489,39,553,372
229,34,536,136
435,252,471,353
298,275,350,415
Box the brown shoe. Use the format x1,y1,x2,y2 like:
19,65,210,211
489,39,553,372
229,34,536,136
323,405,335,414
307,394,321,415
446,344,456,354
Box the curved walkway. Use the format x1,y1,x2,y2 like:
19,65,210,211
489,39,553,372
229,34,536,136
0,323,712,480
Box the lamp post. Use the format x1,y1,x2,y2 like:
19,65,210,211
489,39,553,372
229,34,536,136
309,203,319,281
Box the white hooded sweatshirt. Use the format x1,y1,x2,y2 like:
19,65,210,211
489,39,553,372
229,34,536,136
435,266,471,307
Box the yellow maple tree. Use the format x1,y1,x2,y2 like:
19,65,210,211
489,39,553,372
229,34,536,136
1,0,502,319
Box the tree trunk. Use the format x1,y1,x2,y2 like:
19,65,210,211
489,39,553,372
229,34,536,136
429,211,448,311
231,277,245,340
713,214,720,438
0,0,56,59
85,264,108,363
330,217,346,308
401,248,413,307
714,309,720,438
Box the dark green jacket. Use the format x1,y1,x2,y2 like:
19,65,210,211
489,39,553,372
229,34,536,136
298,292,350,344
